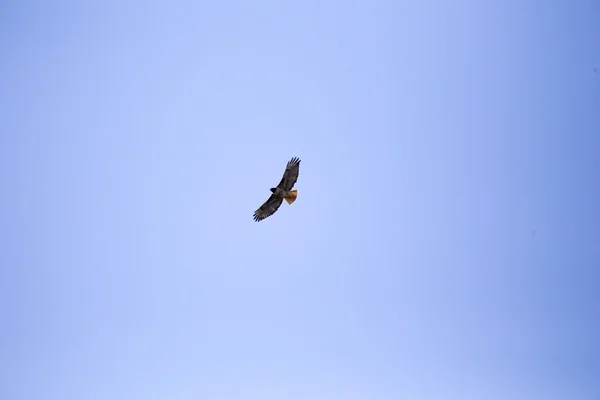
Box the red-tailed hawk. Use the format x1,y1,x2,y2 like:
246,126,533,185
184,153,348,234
253,157,301,222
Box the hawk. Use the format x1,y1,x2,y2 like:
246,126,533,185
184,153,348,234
253,157,301,222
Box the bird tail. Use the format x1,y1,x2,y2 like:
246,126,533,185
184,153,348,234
285,190,298,205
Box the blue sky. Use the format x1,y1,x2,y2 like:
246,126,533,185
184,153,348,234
1,1,599,399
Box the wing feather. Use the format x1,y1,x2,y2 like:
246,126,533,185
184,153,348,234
253,194,284,222
277,157,301,191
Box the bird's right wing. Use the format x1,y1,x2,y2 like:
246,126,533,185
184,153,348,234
277,157,301,191
253,194,284,222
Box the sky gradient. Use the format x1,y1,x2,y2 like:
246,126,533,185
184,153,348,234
2,1,600,399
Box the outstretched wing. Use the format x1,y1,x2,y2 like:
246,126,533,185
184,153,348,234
276,157,301,191
253,194,284,222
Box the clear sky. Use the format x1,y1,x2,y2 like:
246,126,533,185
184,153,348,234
1,1,599,399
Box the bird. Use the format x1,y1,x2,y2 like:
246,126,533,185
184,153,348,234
253,157,301,222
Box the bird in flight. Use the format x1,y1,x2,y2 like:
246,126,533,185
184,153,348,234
253,157,301,222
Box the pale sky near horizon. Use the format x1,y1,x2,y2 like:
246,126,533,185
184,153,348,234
1,1,600,399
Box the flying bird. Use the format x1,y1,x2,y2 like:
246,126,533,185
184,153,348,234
253,157,301,222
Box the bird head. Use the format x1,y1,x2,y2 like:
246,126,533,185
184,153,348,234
270,188,276,193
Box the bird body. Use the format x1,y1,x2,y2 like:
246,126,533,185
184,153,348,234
270,187,298,204
253,157,301,222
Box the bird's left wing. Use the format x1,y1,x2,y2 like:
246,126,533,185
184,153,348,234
253,194,284,222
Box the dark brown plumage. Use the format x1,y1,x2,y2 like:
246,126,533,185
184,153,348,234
253,157,301,222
